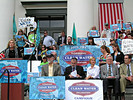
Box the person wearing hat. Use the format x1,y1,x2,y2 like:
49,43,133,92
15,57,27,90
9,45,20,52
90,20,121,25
101,23,115,38
41,54,61,76
40,55,48,66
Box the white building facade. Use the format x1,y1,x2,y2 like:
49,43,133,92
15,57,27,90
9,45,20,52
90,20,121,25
0,0,133,51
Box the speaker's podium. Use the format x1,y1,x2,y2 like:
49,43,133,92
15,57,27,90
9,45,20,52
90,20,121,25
1,58,24,100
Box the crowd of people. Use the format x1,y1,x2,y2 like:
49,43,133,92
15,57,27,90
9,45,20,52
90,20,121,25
0,22,133,100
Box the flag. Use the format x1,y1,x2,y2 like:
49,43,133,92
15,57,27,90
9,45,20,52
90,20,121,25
36,20,40,47
99,3,124,38
72,23,77,45
13,15,17,36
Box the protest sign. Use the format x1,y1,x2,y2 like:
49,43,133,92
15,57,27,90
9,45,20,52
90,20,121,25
88,30,99,37
122,39,133,54
65,80,103,100
94,38,110,46
110,24,121,32
24,47,35,55
0,60,27,83
29,76,65,99
123,23,131,30
77,37,88,45
18,17,34,28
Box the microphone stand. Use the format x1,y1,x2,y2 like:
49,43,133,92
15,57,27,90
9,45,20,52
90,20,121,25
28,46,37,72
0,69,10,100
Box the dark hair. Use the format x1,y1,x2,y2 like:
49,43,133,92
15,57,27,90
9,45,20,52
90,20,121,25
111,43,121,52
87,37,96,45
110,38,116,42
41,45,46,50
100,45,110,53
18,29,24,35
67,36,72,39
125,54,132,59
52,45,57,50
71,58,77,61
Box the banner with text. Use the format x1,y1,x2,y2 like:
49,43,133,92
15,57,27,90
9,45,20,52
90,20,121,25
123,23,131,30
122,39,133,54
46,50,59,57
88,30,99,37
77,37,88,45
59,45,102,71
27,72,39,83
18,17,34,28
0,60,27,83
65,80,103,100
110,24,121,32
24,47,35,55
94,38,110,46
29,76,65,99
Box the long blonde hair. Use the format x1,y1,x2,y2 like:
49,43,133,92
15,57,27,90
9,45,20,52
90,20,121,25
7,39,17,48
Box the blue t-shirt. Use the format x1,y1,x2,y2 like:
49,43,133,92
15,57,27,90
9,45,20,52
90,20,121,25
15,35,27,47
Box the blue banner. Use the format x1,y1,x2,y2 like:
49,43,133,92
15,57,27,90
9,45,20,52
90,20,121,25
110,24,121,32
46,50,59,57
77,37,88,45
132,23,133,28
24,47,35,55
116,39,122,50
27,72,39,83
123,23,131,30
59,45,113,72
0,60,27,83
89,30,99,37
59,45,102,71
29,76,65,99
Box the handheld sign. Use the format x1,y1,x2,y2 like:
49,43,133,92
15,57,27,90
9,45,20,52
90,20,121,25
88,30,99,37
110,24,121,32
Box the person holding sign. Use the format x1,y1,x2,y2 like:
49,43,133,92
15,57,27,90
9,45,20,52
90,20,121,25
120,55,133,100
101,55,119,100
64,58,85,80
101,23,114,38
15,29,28,57
85,57,99,79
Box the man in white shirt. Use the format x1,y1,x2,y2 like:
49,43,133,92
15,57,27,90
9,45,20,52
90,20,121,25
41,30,55,50
101,23,115,38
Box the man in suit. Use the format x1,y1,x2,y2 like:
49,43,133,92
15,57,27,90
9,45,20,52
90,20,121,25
101,55,119,100
41,54,61,76
57,31,67,46
64,58,85,80
120,55,133,100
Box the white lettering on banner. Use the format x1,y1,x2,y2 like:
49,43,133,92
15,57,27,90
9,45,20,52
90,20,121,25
122,39,133,54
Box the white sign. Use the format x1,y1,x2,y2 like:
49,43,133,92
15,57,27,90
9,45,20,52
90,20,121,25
27,60,41,72
65,80,103,100
94,38,110,46
18,17,34,28
122,39,133,54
